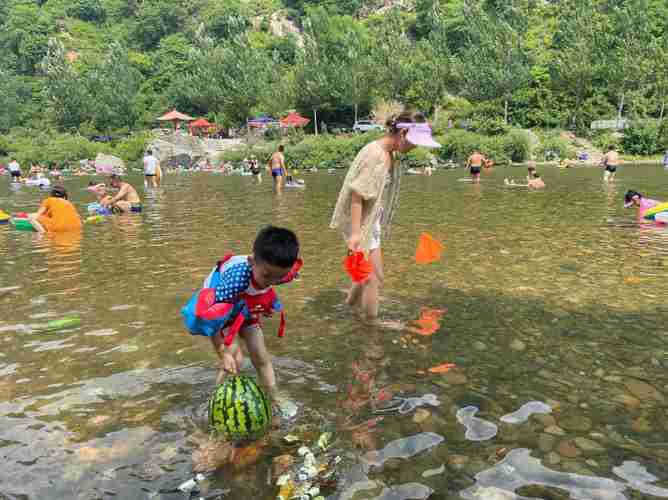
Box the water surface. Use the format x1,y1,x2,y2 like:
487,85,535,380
1,166,667,499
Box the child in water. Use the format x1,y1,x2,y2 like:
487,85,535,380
505,163,545,189
28,185,82,233
624,190,663,219
182,226,302,416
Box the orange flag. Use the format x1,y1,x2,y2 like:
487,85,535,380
415,233,444,265
408,307,445,336
428,363,456,374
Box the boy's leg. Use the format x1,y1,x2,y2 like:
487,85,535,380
242,325,298,418
361,248,384,320
241,325,276,394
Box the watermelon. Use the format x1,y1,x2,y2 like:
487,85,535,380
208,376,272,441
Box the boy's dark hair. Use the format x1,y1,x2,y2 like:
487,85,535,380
110,174,121,181
608,144,616,151
253,226,299,268
278,145,285,153
147,149,153,155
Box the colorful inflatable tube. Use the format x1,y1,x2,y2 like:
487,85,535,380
643,202,668,221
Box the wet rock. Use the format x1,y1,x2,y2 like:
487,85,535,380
413,409,431,424
557,440,582,458
472,341,487,351
604,375,622,383
510,340,526,352
545,452,561,465
624,380,666,403
546,399,562,411
586,459,599,468
538,433,556,453
594,368,605,378
518,485,570,500
384,458,402,470
561,461,593,475
534,414,556,427
574,437,605,454
632,415,652,433
436,372,467,385
544,425,566,436
560,416,592,432
613,393,640,408
272,454,294,481
447,454,469,470
472,487,519,500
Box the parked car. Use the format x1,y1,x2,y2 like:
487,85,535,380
328,123,353,134
353,120,385,133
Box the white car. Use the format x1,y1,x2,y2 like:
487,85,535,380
353,120,385,133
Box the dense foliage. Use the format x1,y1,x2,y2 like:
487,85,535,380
1,0,667,158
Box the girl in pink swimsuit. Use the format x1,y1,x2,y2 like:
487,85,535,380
624,190,663,221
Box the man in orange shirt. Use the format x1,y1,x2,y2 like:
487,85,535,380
466,150,486,184
29,186,82,233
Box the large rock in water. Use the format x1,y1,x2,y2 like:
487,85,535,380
146,130,244,168
95,153,125,174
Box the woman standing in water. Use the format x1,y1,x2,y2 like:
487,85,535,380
330,112,441,321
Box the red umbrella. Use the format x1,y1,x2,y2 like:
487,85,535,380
191,118,213,128
156,109,195,131
280,112,310,128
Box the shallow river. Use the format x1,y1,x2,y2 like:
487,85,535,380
1,165,667,500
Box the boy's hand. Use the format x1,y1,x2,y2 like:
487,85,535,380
221,352,238,374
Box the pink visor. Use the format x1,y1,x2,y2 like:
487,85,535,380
397,123,441,148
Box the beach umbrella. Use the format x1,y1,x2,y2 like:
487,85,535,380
191,118,213,128
157,109,195,131
280,112,310,128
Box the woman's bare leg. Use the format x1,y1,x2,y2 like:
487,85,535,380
361,248,383,320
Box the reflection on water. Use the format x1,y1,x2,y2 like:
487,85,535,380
1,167,668,499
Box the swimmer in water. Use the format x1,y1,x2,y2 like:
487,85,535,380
466,150,485,184
102,174,141,213
601,145,620,183
268,145,287,194
624,190,662,219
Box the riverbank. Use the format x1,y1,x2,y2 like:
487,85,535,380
1,126,665,172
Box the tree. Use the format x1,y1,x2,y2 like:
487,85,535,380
551,0,606,131
85,42,140,131
41,38,89,131
202,0,250,41
169,33,277,125
1,3,51,75
67,0,106,23
602,0,654,123
132,0,186,50
456,2,532,123
295,9,371,128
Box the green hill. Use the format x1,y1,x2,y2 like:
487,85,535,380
1,0,667,162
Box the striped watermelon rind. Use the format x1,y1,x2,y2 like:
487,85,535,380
208,375,272,441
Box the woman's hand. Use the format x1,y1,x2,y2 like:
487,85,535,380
348,231,362,252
